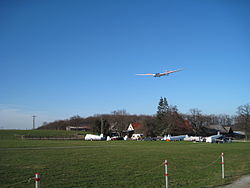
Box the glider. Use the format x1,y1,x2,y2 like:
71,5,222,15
136,69,183,77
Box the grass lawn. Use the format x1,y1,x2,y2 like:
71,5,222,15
0,130,250,188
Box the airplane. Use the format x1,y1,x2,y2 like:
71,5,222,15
85,133,104,141
161,134,186,141
136,69,183,77
205,132,224,143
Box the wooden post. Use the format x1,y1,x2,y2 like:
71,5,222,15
164,160,168,188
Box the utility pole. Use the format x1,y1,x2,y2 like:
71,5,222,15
32,115,36,129
101,116,104,135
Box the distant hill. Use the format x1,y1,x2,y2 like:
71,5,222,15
37,114,152,134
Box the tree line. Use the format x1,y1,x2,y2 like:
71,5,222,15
38,98,250,137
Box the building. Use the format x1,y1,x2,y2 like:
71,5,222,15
126,123,143,137
204,125,234,136
66,126,91,132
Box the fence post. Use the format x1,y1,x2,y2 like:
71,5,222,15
35,173,40,188
164,160,168,188
221,153,224,179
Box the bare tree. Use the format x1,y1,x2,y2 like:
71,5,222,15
111,109,129,116
110,110,130,136
69,115,82,127
237,103,250,140
188,108,204,135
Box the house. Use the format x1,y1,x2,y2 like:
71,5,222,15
176,120,193,134
203,125,233,136
126,123,143,137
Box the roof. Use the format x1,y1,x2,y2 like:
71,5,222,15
127,123,142,131
66,126,91,131
205,125,229,134
131,123,141,129
182,120,193,130
224,127,233,133
66,126,90,129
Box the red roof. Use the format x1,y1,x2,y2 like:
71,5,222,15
182,120,192,130
131,123,142,129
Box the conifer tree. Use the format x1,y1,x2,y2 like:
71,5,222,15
157,97,169,117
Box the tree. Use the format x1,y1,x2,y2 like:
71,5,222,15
236,103,250,139
110,110,130,136
157,97,169,116
143,117,158,137
156,97,185,135
156,97,169,135
69,115,82,127
111,109,129,116
160,105,178,135
42,122,48,126
188,108,204,135
93,117,110,135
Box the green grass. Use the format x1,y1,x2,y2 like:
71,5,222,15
0,130,250,188
0,129,84,140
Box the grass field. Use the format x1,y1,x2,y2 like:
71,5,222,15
0,130,250,188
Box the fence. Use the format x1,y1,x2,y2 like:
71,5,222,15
8,152,225,187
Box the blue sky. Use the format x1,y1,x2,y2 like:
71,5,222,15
0,0,249,129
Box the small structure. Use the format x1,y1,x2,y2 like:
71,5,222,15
66,126,90,132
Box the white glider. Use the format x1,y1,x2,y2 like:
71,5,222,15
136,69,183,77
